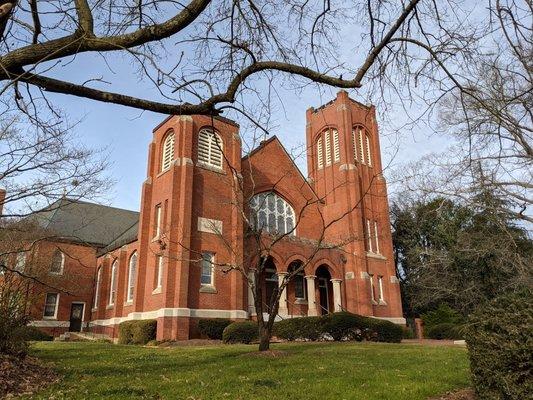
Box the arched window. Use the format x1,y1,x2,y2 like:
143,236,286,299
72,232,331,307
355,126,372,166
249,192,296,236
197,128,223,169
127,252,137,302
109,260,118,306
161,131,175,171
315,128,339,169
94,266,102,308
50,250,64,274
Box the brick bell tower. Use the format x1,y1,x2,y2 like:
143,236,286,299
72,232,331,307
306,91,403,321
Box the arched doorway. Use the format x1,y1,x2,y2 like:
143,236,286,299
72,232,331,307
316,265,333,315
260,257,278,313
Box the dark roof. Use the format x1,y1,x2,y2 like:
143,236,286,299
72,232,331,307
31,198,139,247
97,220,139,256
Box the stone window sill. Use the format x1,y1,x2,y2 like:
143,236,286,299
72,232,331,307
197,162,226,175
43,316,57,320
124,301,133,306
106,305,114,310
152,287,162,295
371,300,378,306
295,298,308,305
200,285,217,294
378,300,387,306
366,252,387,260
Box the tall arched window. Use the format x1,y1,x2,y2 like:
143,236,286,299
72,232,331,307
315,128,339,169
127,252,137,302
161,131,175,171
355,126,372,166
198,128,223,169
109,260,118,306
94,266,102,308
249,192,296,236
50,250,64,274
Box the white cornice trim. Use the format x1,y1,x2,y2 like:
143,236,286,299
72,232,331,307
89,308,249,326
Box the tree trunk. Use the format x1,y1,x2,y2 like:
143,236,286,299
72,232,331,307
258,324,271,351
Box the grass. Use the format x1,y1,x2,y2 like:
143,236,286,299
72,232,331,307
26,341,470,400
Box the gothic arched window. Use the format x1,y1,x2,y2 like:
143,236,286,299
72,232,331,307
127,252,137,302
161,130,175,171
250,192,296,236
198,128,223,169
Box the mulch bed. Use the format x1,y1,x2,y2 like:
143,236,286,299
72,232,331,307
0,355,59,398
428,388,476,400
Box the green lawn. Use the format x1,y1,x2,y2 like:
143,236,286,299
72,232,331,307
27,341,470,400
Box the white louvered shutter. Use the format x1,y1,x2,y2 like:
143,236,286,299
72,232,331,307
198,129,223,169
161,132,175,171
317,137,323,169
325,130,331,165
352,129,358,162
359,129,366,164
333,129,340,162
366,134,372,167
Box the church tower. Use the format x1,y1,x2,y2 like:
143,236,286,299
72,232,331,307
306,91,402,320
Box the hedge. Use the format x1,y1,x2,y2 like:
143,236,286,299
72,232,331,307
12,326,53,342
274,316,322,341
273,312,404,343
421,304,463,331
222,321,258,344
118,320,157,345
465,290,532,400
320,312,374,341
198,319,232,340
367,319,404,343
426,323,463,340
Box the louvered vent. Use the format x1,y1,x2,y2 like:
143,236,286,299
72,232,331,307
161,131,175,171
352,129,358,162
333,129,340,162
325,130,331,165
358,129,366,164
198,128,223,169
317,137,323,169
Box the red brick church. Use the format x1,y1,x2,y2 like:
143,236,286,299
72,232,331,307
14,91,404,340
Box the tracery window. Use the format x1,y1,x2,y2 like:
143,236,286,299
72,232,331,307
249,192,296,236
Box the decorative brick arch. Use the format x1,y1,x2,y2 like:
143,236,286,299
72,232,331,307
311,258,342,280
248,251,284,272
284,254,307,271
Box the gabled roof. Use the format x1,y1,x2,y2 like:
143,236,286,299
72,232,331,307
30,198,139,247
242,135,319,200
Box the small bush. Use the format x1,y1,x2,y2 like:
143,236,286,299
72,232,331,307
274,317,322,341
222,321,258,344
465,290,533,400
367,319,404,343
119,320,157,345
198,319,232,340
421,304,463,331
12,326,53,342
118,321,135,345
426,323,463,340
320,312,373,341
131,320,157,345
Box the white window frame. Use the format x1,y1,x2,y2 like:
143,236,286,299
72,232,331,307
197,128,223,169
369,274,376,303
294,272,307,300
161,131,175,171
50,250,65,275
366,219,373,253
94,267,102,309
200,252,215,287
155,255,164,290
108,260,118,306
127,252,137,303
374,220,380,254
43,292,60,319
154,204,162,238
378,275,384,302
317,137,323,169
